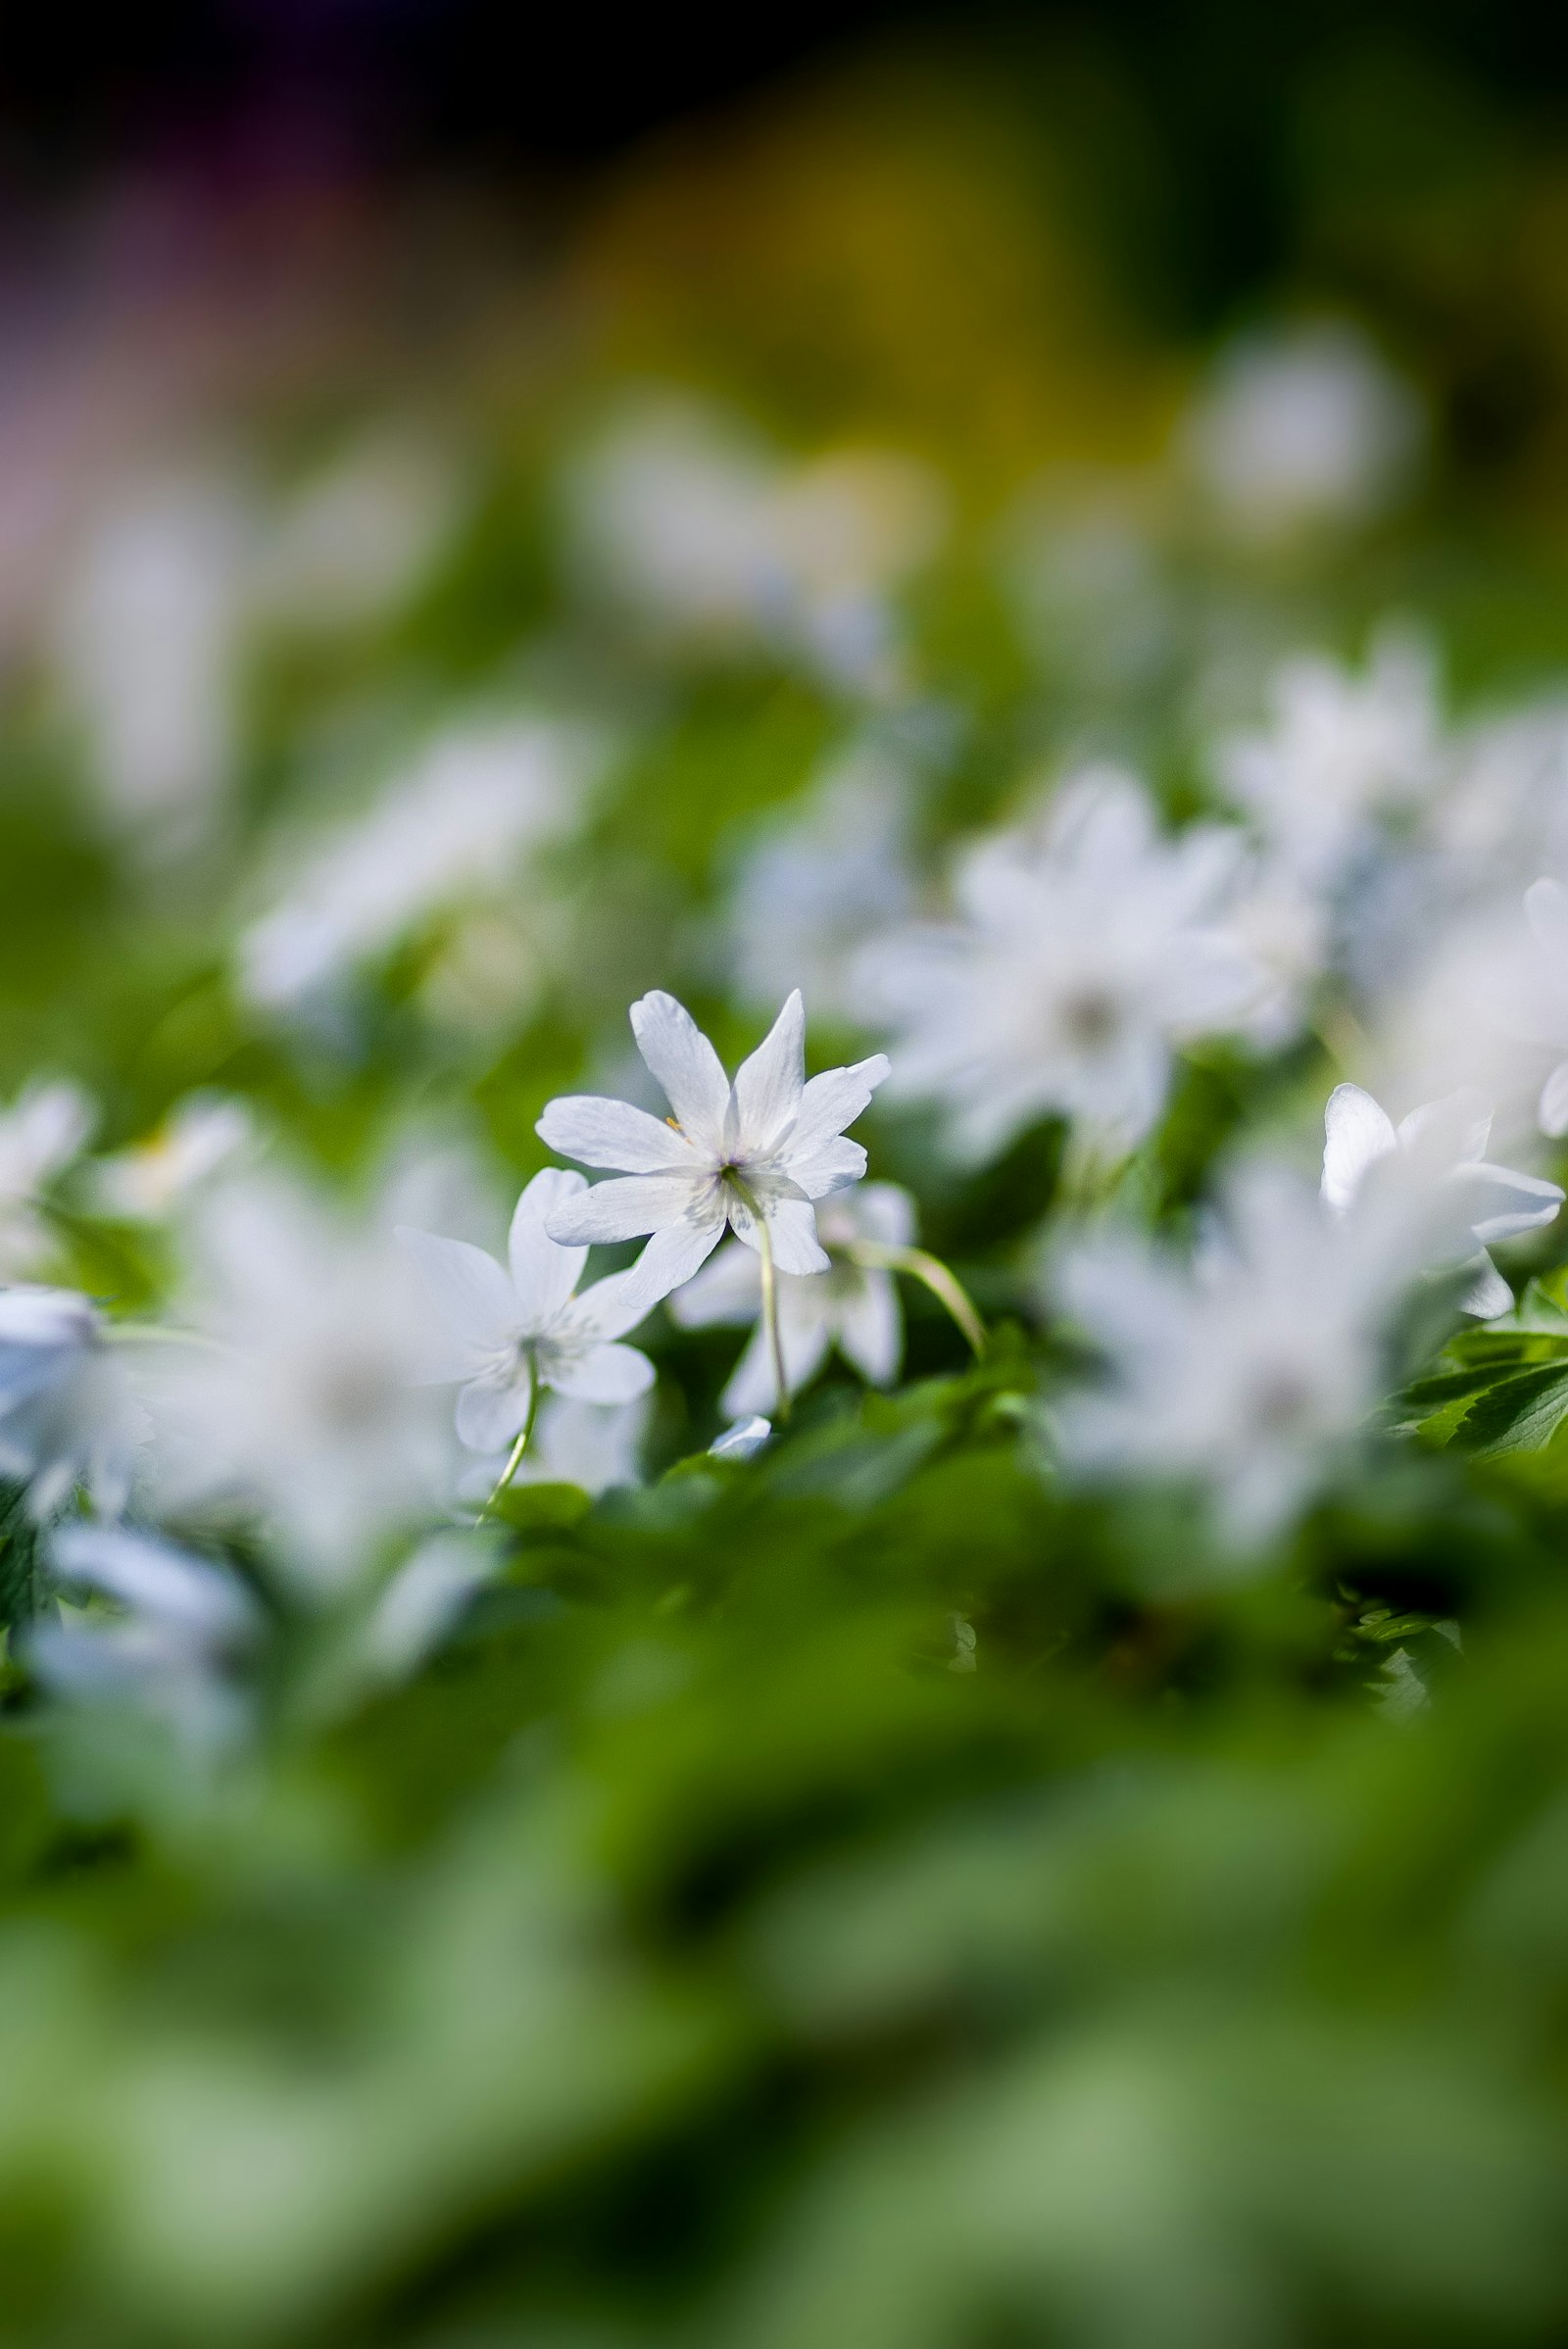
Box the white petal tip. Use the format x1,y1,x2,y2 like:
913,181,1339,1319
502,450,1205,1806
709,1416,772,1461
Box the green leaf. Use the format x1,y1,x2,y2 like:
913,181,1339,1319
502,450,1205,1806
489,1481,594,1536
1460,1365,1568,1458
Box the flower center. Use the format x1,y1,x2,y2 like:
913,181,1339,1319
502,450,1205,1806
1059,986,1122,1051
1250,1367,1315,1436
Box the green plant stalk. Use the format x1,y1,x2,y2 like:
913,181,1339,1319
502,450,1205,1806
478,1371,543,1521
850,1242,987,1359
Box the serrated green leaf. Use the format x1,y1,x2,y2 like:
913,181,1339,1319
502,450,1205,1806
1460,1365,1568,1458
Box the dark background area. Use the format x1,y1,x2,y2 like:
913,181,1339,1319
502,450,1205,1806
5,3,1568,325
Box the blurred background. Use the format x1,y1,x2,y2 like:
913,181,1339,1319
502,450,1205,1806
9,10,1568,2347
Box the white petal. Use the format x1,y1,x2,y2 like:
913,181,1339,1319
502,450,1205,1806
1526,876,1568,966
731,1193,830,1275
557,1267,657,1346
1540,1058,1568,1139
786,1135,868,1200
722,1311,829,1416
508,1170,588,1328
788,1054,891,1154
1458,1253,1514,1319
617,1212,727,1310
535,1095,695,1173
543,1173,701,1246
397,1227,522,1362
709,1415,771,1460
835,1271,902,1386
1321,1083,1397,1212
544,1342,656,1404
1461,1162,1565,1246
731,990,806,1154
666,1241,760,1328
853,1181,916,1248
456,1370,531,1453
629,992,731,1150
718,1325,782,1418
1397,1088,1493,1167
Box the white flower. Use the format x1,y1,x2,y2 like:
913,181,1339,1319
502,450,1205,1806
536,990,889,1303
565,400,945,696
858,769,1260,1163
146,1176,449,1587
1518,880,1568,1138
670,1184,912,1415
362,1531,503,1681
457,1392,652,1503
725,737,918,1018
255,427,466,632
52,465,251,850
1322,1081,1562,1316
0,1079,94,1276
1055,1166,1393,1544
33,1522,259,1754
237,717,600,1013
399,1168,657,1454
91,1095,252,1222
1215,630,1443,892
1179,320,1424,541
0,1286,141,1517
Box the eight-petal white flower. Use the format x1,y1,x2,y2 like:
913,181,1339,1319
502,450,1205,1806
399,1168,657,1454
669,1183,912,1416
536,990,889,1303
1055,1167,1394,1544
1321,1080,1562,1316
858,768,1260,1163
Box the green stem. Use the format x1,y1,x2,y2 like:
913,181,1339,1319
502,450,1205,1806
849,1242,987,1360
478,1371,543,1522
729,1178,790,1422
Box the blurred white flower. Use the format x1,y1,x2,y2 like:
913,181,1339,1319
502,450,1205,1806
51,465,252,850
671,1183,912,1416
146,1176,449,1589
1216,630,1444,892
566,401,945,696
0,1285,141,1518
33,1522,259,1754
1322,1081,1562,1317
91,1095,252,1223
362,1530,503,1680
1000,467,1173,699
726,737,919,1018
458,1392,652,1503
400,1168,658,1455
1055,1166,1393,1544
237,717,601,1013
858,769,1260,1163
1221,856,1333,1045
1519,880,1568,1138
0,1079,94,1275
256,427,466,631
1180,320,1424,540
538,989,889,1301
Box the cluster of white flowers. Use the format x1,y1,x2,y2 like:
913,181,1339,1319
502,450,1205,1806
16,342,1568,1755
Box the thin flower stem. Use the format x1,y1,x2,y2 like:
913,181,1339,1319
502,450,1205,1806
728,1177,790,1422
850,1242,987,1359
478,1372,543,1522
